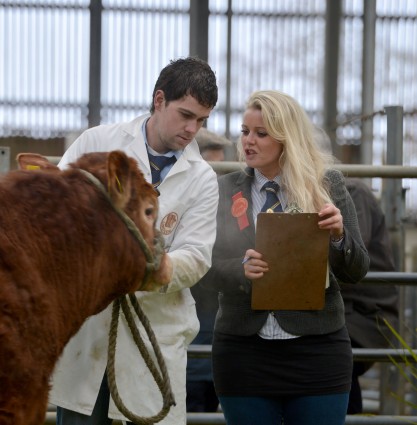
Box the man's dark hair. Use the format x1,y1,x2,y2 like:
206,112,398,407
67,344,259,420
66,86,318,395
150,57,218,113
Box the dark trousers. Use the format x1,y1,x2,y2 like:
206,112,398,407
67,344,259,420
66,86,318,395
348,338,374,415
347,361,370,414
186,380,219,412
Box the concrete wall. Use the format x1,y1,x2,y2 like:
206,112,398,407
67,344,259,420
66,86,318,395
0,137,65,171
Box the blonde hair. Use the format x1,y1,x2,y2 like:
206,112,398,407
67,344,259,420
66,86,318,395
238,90,334,212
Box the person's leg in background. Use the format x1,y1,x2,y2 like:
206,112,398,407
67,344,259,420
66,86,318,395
348,361,366,414
348,339,373,414
186,381,207,412
204,381,220,412
187,381,219,412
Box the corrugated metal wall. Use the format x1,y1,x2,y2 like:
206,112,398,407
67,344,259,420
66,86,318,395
0,0,90,137
101,0,190,123
1,0,416,200
209,0,326,137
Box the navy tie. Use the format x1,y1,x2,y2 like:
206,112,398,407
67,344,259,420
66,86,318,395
148,153,176,188
261,181,283,213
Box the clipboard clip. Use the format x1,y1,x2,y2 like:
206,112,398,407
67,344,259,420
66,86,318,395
284,203,303,214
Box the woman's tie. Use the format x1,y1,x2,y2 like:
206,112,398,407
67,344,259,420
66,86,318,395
261,181,283,213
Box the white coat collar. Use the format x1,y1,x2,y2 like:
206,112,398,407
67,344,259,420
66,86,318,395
120,114,203,181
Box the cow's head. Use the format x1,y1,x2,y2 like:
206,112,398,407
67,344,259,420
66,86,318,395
17,151,169,290
70,151,159,251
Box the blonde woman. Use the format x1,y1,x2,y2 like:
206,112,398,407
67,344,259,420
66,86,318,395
199,90,369,425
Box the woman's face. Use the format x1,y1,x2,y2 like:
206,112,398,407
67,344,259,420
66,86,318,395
241,107,283,180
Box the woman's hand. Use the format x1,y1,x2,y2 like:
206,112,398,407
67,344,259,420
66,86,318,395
318,203,344,240
242,249,269,280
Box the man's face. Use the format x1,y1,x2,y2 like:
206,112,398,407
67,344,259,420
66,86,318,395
152,91,212,153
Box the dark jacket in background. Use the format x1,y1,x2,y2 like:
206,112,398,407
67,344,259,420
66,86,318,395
342,178,399,348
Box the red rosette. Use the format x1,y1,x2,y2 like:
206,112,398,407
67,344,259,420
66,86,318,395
231,192,249,230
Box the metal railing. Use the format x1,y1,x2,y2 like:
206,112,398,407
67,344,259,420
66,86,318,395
42,411,417,425
40,157,417,179
43,411,417,425
210,161,417,178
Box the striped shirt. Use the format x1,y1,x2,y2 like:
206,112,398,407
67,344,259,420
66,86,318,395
251,170,299,340
141,118,180,181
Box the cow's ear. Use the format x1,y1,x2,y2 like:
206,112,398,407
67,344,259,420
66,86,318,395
107,150,132,209
16,153,59,171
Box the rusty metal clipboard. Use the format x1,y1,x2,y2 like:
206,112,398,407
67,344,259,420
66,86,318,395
252,213,329,310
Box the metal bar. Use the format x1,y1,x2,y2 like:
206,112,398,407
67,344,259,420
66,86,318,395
187,415,417,425
224,0,232,140
189,0,209,61
323,0,342,159
88,0,102,128
209,161,417,178
351,349,417,362
383,106,405,269
345,418,417,425
362,271,417,285
187,414,226,425
42,411,417,425
381,106,406,414
44,157,417,178
361,0,376,166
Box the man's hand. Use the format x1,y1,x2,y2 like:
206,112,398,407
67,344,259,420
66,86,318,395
140,254,173,292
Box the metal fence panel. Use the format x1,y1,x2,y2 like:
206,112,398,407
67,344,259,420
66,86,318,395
0,1,90,137
1,0,417,207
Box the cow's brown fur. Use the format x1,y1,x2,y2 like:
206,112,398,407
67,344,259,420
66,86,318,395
0,151,163,425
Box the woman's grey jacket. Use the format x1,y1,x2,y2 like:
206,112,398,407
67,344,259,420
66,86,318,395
200,168,370,337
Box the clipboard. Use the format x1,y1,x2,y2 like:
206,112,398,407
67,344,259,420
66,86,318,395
252,213,329,310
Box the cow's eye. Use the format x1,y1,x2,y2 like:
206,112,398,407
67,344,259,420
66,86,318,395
145,207,154,217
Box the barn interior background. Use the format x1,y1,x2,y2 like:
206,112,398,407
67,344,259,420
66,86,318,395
1,1,416,173
1,0,417,421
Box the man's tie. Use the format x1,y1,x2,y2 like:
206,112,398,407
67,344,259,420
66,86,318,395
261,181,283,213
148,153,177,188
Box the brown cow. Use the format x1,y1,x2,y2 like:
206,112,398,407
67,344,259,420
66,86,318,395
0,151,168,425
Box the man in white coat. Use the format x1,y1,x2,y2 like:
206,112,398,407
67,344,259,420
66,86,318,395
49,57,219,425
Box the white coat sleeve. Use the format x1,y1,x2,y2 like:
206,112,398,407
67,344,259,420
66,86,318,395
163,165,219,293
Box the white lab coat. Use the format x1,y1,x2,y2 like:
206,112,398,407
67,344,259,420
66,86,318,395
49,114,219,424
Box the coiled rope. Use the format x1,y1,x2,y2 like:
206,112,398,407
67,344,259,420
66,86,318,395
107,294,176,424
